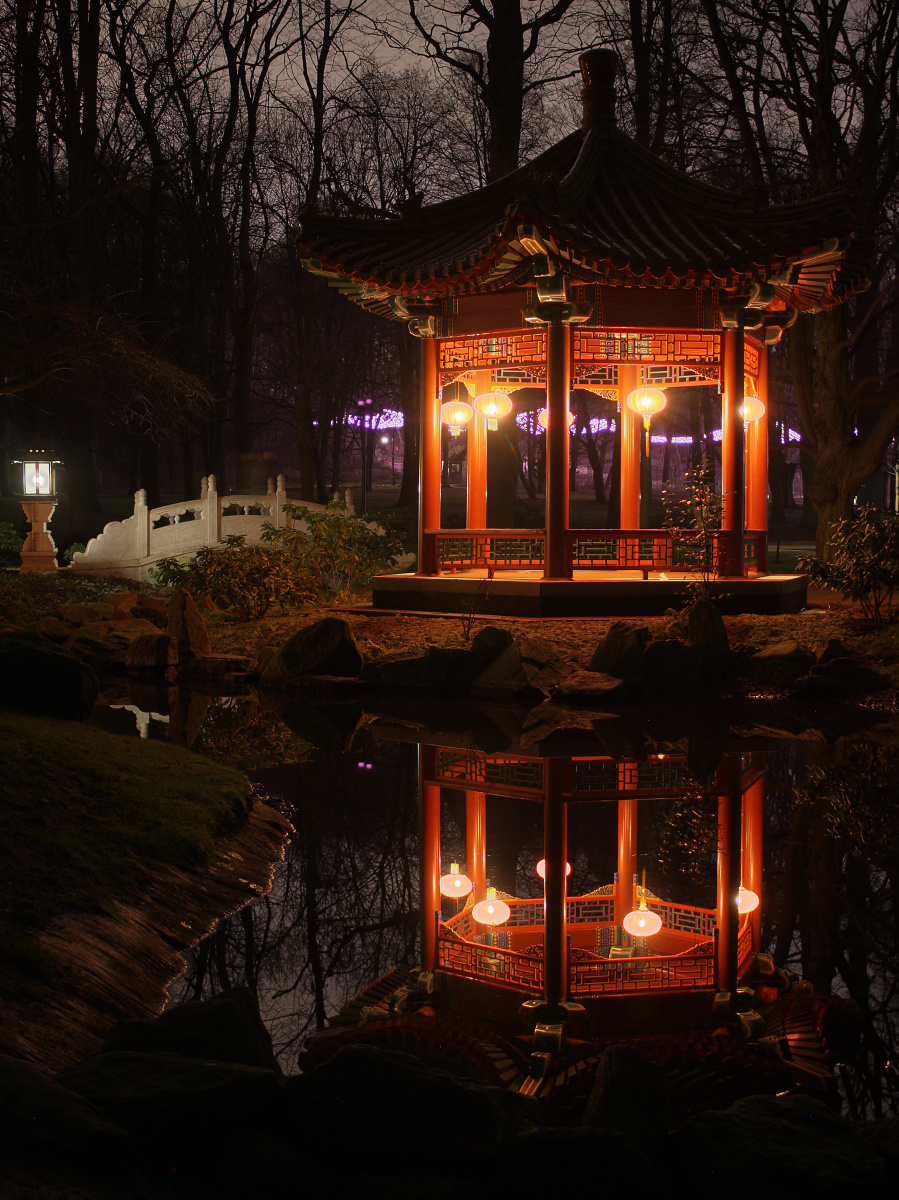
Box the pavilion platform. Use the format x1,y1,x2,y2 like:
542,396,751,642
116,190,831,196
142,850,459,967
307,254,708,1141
372,568,808,617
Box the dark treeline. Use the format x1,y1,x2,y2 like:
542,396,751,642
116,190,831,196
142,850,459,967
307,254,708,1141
2,2,899,554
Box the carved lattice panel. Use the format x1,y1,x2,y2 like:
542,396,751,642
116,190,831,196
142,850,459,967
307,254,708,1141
439,331,546,373
569,760,620,793
435,751,544,793
574,329,719,365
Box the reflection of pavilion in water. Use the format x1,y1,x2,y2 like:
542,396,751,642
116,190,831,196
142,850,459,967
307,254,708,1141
304,732,833,1101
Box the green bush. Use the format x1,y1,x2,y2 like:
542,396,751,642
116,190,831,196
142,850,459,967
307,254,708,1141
0,521,22,566
151,534,307,621
262,501,404,601
663,463,721,586
797,505,899,625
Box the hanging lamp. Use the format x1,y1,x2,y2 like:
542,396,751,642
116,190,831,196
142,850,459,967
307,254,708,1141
625,386,667,454
440,400,474,436
536,859,571,879
474,392,513,430
439,862,473,899
736,884,760,913
622,869,662,937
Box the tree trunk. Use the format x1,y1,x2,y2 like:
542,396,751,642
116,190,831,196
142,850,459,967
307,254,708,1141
397,332,419,509
486,420,519,527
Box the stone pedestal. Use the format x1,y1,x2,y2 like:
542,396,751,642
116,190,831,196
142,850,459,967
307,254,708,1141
19,499,58,574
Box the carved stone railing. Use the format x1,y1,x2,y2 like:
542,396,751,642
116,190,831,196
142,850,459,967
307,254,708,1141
70,476,354,581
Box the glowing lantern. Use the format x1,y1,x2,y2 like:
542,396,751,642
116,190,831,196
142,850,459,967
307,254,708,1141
741,396,766,423
626,387,667,454
622,870,662,938
536,859,571,879
536,406,574,430
737,885,760,914
474,392,513,430
441,400,474,436
440,863,473,899
472,887,511,927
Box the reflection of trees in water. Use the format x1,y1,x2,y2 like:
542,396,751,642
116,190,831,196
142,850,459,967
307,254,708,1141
169,735,420,1069
766,741,899,1119
192,696,312,770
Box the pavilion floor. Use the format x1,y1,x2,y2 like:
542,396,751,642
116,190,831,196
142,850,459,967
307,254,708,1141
372,569,808,616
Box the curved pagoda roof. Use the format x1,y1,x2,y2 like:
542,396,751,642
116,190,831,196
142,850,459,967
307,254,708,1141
297,50,853,325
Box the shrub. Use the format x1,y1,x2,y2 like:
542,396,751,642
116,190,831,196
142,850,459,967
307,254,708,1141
663,463,721,587
0,521,23,566
262,501,404,601
796,505,899,625
151,535,307,621
62,542,86,564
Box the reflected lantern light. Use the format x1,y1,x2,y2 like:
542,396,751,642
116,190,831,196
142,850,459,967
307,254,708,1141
441,400,474,436
474,392,513,430
536,406,574,430
440,862,473,899
626,387,667,455
472,887,511,927
741,396,766,423
536,859,571,879
622,870,662,938
737,885,760,914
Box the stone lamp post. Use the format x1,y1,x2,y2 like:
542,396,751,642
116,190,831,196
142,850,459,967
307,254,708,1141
13,453,61,574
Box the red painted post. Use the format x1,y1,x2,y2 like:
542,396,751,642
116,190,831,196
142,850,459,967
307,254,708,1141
619,364,641,529
747,345,769,569
466,790,487,902
543,757,569,1004
616,768,638,927
743,764,765,952
544,323,572,578
418,338,441,575
716,754,742,992
467,371,488,531
418,745,441,971
720,329,745,577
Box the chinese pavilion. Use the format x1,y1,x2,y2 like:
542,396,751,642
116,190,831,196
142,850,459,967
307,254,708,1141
297,49,853,615
303,721,833,1103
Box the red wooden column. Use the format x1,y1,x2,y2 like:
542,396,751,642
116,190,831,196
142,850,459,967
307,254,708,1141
615,765,638,927
618,364,641,528
544,323,572,578
465,790,487,902
746,345,769,570
720,329,745,577
543,757,569,1005
418,338,441,575
716,754,742,993
467,371,489,530
418,744,441,972
742,761,765,952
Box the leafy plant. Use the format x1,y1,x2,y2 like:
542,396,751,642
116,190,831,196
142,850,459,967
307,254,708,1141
262,501,404,601
663,463,722,588
62,542,86,564
0,521,23,566
151,534,306,621
797,505,899,625
795,740,899,864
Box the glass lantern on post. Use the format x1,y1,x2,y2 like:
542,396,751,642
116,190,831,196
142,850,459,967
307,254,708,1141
11,451,61,574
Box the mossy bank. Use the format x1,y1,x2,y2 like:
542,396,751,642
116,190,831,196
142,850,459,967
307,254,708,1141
0,713,292,1070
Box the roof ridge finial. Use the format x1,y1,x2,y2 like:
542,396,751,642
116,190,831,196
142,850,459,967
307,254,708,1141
579,48,618,133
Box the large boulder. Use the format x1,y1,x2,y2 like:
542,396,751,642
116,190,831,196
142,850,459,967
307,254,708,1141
165,587,211,661
583,1044,669,1148
587,622,648,683
470,625,514,662
0,1055,131,1167
0,632,97,719
643,638,700,690
470,636,567,702
258,616,362,686
56,1051,287,1149
371,645,487,688
285,1045,545,1173
64,617,161,672
742,639,815,688
794,657,891,701
687,597,731,678
124,632,176,672
552,670,634,705
675,1094,886,1199
102,987,281,1074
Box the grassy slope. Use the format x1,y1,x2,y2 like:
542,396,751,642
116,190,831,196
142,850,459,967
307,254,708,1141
0,712,251,989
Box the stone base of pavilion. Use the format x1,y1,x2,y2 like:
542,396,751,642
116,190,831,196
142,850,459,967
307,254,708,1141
373,570,808,617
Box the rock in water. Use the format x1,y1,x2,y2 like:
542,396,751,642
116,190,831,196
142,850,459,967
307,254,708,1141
470,636,567,702
0,632,98,719
643,638,700,690
165,587,211,662
259,616,363,686
743,639,815,688
102,987,281,1074
587,622,648,683
125,633,176,672
687,597,730,678
583,1044,669,1148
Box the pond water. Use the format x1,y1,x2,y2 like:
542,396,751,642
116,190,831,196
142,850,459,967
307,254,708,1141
89,682,899,1119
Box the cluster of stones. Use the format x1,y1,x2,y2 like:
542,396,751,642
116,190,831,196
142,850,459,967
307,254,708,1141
1,988,892,1197
0,589,253,720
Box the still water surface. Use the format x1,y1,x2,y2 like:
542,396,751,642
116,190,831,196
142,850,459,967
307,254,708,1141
90,684,899,1119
